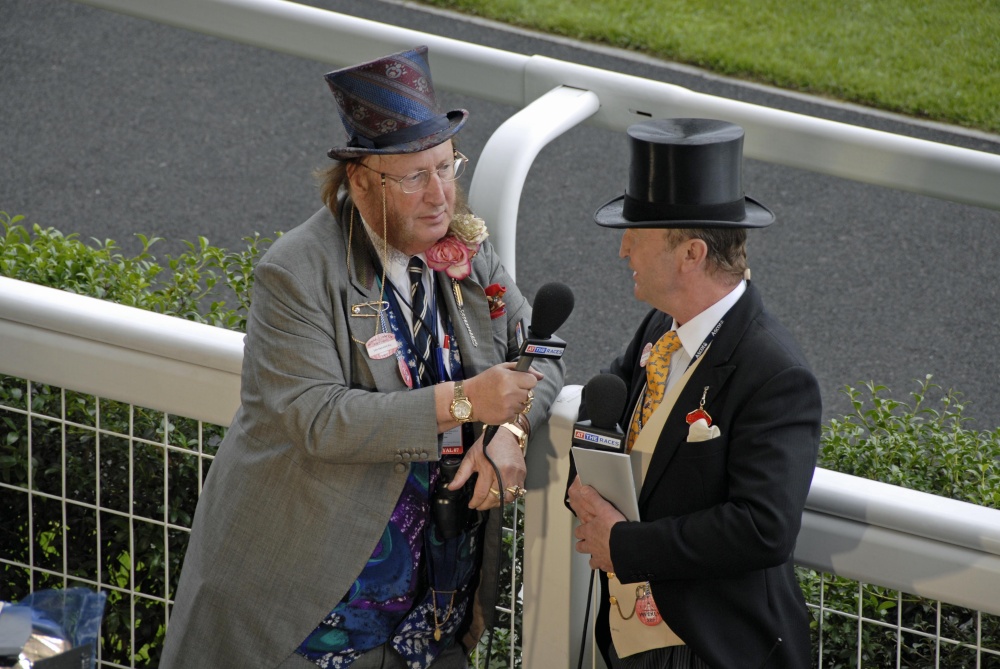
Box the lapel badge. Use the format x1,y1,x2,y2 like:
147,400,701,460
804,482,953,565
365,332,398,360
639,342,653,368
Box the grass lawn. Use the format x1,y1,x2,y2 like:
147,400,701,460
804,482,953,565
416,0,1000,134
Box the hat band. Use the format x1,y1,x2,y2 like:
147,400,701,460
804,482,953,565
349,114,452,150
623,193,746,223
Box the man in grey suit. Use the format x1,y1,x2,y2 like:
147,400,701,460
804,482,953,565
569,119,821,668
161,46,564,668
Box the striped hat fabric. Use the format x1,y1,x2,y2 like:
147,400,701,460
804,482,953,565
324,46,468,160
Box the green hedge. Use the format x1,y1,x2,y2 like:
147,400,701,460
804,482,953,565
801,378,1000,666
0,211,273,665
3,211,999,665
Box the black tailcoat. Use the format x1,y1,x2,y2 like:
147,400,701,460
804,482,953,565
597,283,821,668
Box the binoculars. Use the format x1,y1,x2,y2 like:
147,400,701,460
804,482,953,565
431,455,478,540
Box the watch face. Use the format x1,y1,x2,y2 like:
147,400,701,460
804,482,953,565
453,399,472,421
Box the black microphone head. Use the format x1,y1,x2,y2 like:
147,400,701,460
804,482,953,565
584,373,628,430
528,282,575,338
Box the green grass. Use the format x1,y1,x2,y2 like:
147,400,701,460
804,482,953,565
418,0,1000,134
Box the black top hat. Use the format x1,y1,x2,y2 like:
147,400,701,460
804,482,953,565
594,118,774,229
324,46,468,160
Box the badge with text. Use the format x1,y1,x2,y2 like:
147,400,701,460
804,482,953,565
634,583,663,626
366,332,399,360
441,426,464,456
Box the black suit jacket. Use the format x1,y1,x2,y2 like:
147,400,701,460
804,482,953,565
597,283,821,669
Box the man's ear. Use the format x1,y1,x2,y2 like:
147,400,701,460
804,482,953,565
681,237,709,270
346,161,371,196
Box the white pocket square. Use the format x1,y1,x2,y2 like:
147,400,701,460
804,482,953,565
687,418,721,442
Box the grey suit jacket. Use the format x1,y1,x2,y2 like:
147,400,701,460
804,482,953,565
160,199,564,668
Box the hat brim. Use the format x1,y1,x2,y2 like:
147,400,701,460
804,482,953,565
327,109,468,160
593,194,774,229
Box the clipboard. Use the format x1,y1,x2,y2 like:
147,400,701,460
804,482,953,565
571,446,640,521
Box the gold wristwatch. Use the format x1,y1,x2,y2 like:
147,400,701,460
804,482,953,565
500,421,528,454
450,380,474,423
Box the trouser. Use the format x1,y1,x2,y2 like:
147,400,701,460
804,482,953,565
609,643,711,669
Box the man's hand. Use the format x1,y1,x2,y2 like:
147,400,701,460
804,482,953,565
463,362,543,426
568,475,626,572
449,428,525,510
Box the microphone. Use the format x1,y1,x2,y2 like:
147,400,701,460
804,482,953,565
482,282,575,446
433,282,574,538
572,373,628,452
511,281,575,371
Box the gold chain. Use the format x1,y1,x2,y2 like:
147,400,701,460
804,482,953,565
451,279,478,348
345,174,390,347
431,588,457,641
609,594,637,620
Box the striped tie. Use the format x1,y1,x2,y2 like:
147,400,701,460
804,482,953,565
408,257,434,385
626,330,681,453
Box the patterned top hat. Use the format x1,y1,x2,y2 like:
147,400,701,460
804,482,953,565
594,118,774,229
324,46,468,160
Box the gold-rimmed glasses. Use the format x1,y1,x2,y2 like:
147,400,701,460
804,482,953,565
358,151,467,194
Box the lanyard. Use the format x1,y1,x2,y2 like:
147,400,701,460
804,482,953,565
379,274,457,386
632,317,724,437
685,317,724,371
383,273,441,352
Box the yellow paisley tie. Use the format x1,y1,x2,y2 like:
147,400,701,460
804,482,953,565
626,330,681,453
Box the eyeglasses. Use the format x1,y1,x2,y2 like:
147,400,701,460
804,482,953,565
358,151,468,194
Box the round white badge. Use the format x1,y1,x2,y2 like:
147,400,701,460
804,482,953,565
639,342,653,367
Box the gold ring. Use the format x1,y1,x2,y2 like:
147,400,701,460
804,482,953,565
519,390,534,415
505,485,526,499
489,487,502,500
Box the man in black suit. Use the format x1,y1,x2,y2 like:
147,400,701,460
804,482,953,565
568,118,821,669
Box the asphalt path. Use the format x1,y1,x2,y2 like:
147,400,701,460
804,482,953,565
3,0,1000,429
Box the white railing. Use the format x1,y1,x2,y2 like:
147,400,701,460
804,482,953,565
7,0,1000,665
5,277,1000,667
68,0,1000,280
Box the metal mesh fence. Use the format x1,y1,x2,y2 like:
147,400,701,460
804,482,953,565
3,375,999,667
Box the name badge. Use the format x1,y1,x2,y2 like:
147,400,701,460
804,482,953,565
366,333,398,360
441,426,463,456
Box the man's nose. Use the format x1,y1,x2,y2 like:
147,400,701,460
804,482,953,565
423,171,447,203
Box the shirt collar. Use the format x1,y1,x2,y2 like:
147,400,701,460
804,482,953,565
673,280,746,357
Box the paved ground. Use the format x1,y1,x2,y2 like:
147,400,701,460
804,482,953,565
2,0,999,428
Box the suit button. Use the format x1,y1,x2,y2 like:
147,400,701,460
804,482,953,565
403,452,412,461
394,454,403,462
394,463,406,473
420,451,429,460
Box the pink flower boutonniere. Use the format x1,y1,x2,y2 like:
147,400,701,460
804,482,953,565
426,213,489,280
485,283,507,320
